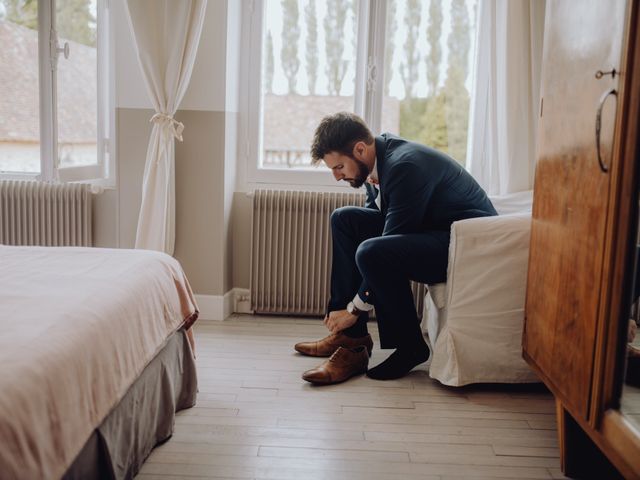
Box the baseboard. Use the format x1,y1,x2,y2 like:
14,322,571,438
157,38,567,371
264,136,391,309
195,288,252,320
232,288,252,314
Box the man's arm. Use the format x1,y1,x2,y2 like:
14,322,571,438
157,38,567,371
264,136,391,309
353,162,436,308
382,162,434,235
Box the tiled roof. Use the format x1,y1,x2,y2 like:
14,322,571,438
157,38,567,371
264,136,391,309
263,94,399,151
0,20,96,143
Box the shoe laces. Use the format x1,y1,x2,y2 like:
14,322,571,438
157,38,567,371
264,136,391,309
329,346,364,363
328,347,344,363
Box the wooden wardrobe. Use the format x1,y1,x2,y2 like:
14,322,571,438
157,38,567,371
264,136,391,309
523,0,640,478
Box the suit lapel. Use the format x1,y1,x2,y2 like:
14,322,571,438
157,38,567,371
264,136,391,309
374,136,388,214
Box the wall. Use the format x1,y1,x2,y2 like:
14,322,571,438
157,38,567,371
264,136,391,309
93,0,241,316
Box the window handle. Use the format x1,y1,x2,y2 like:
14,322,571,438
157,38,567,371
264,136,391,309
50,30,69,70
367,57,377,92
57,41,70,60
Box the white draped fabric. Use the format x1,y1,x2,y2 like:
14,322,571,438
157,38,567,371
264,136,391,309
466,0,546,195
125,0,207,254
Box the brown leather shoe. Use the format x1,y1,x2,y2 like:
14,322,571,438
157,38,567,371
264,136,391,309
294,332,373,357
302,346,369,385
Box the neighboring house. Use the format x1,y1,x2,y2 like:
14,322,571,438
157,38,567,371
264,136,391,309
0,20,96,173
262,94,399,168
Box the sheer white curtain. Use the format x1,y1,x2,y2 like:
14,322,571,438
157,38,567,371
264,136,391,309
125,0,207,254
466,0,546,195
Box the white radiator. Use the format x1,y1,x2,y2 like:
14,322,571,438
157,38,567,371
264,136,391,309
250,189,426,317
0,181,92,247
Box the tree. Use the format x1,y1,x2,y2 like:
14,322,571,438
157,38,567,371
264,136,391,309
420,91,449,152
56,0,96,47
349,0,357,71
304,0,318,94
384,0,397,96
324,0,349,96
442,0,471,164
2,0,96,46
400,0,421,99
265,31,275,94
1,0,38,30
425,0,442,97
446,0,470,85
281,0,301,94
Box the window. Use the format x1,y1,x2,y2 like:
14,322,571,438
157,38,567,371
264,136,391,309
0,0,113,184
243,0,477,186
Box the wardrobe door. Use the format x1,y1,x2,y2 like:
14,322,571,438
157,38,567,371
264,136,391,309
523,0,628,420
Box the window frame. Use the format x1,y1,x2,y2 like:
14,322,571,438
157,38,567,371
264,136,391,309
0,0,115,186
240,0,389,189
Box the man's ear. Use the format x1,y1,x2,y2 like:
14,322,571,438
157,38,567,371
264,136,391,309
353,141,366,159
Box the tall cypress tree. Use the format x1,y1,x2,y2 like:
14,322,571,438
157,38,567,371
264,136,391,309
350,0,357,70
304,0,318,95
281,0,301,94
384,0,397,97
265,31,275,94
446,0,470,85
400,0,421,99
2,0,95,46
443,0,471,164
426,0,442,97
324,0,349,96
2,0,38,30
56,0,96,47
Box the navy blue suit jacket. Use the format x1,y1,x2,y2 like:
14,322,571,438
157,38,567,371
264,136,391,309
357,133,497,302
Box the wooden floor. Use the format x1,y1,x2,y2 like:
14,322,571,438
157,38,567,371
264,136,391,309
138,315,568,480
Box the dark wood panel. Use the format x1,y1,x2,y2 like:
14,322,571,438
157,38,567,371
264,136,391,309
523,0,628,420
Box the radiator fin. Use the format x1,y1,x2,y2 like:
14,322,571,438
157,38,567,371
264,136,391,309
250,189,426,317
0,181,92,247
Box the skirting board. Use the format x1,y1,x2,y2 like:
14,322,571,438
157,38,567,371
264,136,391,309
195,288,252,321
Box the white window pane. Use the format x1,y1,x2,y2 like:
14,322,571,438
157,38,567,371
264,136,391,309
383,0,477,166
0,2,41,174
55,0,97,168
261,0,359,170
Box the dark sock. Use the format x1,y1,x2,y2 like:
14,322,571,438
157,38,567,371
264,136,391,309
366,343,430,380
342,312,369,338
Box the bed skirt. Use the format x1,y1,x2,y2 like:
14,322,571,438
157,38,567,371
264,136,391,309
62,329,197,480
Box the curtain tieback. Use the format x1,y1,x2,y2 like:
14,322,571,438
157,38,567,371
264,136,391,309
150,112,184,141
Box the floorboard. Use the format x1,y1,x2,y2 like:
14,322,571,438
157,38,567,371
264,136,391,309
139,315,567,479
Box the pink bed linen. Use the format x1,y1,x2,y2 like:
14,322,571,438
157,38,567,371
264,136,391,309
0,246,198,479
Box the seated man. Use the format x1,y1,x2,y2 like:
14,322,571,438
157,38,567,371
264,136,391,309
295,112,497,385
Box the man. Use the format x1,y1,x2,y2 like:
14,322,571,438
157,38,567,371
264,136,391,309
295,112,497,385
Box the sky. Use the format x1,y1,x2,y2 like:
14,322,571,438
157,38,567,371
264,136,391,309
264,0,477,99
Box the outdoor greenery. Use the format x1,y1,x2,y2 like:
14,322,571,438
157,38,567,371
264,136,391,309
281,0,300,93
304,0,318,94
267,0,474,165
0,0,96,47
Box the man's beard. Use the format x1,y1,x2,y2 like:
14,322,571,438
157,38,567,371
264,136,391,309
348,158,370,188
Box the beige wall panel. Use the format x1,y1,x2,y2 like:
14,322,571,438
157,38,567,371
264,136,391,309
92,189,118,248
174,110,226,296
232,191,252,289
116,108,153,248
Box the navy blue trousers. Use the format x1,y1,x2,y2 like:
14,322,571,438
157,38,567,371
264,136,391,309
327,206,450,350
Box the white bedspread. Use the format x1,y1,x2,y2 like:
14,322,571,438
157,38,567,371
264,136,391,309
0,246,198,480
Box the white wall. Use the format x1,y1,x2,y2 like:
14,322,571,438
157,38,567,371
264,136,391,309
113,0,229,112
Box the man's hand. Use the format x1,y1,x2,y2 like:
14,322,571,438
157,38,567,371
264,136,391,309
324,309,358,334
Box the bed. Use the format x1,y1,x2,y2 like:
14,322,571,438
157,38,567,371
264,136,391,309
0,245,199,479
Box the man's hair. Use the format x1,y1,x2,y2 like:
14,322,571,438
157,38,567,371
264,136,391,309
310,112,374,165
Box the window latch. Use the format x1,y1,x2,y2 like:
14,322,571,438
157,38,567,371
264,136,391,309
367,57,377,92
50,30,69,71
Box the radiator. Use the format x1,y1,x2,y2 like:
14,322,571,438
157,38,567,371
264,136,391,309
0,181,92,247
250,189,427,317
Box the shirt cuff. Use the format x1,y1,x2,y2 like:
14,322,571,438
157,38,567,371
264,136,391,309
352,294,374,312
